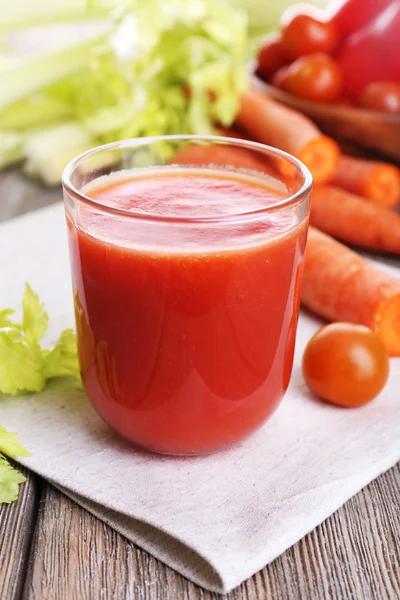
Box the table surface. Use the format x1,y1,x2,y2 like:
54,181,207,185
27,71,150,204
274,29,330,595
0,168,399,600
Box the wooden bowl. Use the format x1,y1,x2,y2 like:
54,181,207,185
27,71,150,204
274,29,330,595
251,73,400,164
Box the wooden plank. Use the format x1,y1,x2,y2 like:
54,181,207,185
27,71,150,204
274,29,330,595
0,169,60,223
249,463,400,600
2,168,400,599
0,465,40,600
0,172,51,600
0,170,59,596
23,464,400,600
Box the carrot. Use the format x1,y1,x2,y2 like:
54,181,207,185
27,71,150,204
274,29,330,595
218,126,299,183
310,185,400,254
236,90,340,183
172,143,276,176
302,226,400,356
330,155,400,209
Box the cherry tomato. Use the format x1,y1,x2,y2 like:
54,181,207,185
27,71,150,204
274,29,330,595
273,53,343,103
302,323,389,408
271,65,290,90
256,34,288,81
281,13,338,60
359,82,400,114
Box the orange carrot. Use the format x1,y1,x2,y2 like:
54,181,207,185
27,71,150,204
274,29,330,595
302,226,400,356
172,143,275,176
217,126,297,183
310,185,400,254
330,155,400,209
236,90,340,183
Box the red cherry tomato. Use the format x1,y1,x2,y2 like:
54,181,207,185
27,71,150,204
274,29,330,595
271,65,290,90
359,82,400,114
302,323,389,408
256,34,288,81
273,53,343,103
281,13,338,60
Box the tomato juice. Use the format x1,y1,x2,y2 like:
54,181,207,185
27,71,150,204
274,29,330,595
65,154,309,454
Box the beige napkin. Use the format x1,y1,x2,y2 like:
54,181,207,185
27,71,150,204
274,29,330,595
1,204,400,594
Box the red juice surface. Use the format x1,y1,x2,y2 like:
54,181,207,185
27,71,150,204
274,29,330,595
67,167,307,454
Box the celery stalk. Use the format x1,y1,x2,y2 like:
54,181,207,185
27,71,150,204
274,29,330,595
0,97,73,131
0,0,104,29
0,132,24,168
0,0,250,185
23,122,95,186
24,145,93,186
0,33,108,110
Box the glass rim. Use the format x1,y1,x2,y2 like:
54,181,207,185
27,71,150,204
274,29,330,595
62,134,313,225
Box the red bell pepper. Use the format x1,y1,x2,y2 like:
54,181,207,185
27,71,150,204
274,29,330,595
337,2,400,99
327,0,391,38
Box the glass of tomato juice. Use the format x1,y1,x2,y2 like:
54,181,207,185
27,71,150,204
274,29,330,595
62,136,312,455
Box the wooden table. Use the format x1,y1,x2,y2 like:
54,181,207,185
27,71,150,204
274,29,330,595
1,169,399,600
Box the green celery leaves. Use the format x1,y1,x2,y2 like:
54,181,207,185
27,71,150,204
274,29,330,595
0,284,82,504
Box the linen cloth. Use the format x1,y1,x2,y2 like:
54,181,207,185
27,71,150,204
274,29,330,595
1,204,399,594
